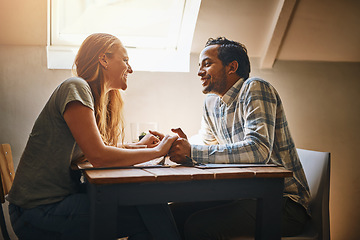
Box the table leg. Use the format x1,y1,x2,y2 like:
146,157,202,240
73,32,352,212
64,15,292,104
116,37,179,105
88,184,118,240
255,178,284,240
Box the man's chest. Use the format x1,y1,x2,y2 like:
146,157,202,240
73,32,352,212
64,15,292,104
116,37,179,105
211,102,245,144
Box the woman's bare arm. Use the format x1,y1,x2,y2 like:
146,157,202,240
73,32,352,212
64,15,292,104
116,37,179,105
63,101,177,167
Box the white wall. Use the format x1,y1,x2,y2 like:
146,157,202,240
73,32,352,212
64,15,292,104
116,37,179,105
1,1,360,239
2,44,360,240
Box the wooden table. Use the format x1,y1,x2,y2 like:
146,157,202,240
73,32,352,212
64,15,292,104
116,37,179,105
77,164,292,240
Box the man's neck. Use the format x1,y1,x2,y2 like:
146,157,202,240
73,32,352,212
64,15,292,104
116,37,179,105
219,76,241,97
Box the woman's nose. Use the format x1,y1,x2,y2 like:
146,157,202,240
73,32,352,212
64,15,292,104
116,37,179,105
127,64,133,73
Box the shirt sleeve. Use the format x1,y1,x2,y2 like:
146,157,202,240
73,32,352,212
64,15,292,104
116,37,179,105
57,77,95,115
192,80,277,164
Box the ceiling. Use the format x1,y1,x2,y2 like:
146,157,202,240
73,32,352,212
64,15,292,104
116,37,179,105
191,0,360,68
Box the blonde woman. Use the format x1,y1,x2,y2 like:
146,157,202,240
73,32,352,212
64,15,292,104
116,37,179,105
7,33,177,240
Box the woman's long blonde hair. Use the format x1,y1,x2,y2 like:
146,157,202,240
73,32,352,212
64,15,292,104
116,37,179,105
73,33,124,146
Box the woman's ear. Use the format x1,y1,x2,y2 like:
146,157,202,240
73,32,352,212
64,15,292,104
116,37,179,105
98,54,108,69
228,60,238,75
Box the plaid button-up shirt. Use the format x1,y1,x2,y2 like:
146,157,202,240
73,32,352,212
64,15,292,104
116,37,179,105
191,77,311,215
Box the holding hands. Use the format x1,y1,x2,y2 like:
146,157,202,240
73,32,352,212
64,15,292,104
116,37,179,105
137,133,161,148
150,128,191,164
137,132,179,157
153,134,179,157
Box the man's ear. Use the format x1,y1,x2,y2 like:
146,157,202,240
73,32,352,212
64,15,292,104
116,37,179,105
98,54,108,69
228,60,238,75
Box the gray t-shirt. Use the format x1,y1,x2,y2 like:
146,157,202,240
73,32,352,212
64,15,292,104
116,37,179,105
7,77,94,209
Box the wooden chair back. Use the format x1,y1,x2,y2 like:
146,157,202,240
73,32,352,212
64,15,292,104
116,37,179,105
0,144,15,203
0,143,15,240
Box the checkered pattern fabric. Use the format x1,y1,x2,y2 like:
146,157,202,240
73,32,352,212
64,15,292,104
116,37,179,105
191,77,311,215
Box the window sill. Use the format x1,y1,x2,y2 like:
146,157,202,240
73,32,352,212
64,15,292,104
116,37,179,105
47,46,190,72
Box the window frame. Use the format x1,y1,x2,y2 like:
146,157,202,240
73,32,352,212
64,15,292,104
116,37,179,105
47,0,201,72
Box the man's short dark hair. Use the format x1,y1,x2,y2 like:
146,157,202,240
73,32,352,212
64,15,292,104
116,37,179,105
205,37,251,79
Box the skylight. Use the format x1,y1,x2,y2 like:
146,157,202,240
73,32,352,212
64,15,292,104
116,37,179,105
48,0,201,72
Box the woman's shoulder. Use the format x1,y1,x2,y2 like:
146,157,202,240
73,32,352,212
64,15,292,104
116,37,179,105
55,77,93,100
61,77,89,87
57,77,92,96
54,77,94,113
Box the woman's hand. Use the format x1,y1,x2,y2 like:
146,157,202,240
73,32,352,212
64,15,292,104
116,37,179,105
137,133,160,148
155,135,178,156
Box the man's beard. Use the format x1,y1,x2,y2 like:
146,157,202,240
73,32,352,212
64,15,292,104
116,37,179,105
202,70,227,95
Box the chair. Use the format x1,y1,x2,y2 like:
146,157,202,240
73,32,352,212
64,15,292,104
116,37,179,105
0,144,15,240
282,148,331,240
231,148,331,240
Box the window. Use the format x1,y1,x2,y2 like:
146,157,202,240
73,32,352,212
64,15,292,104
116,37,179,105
47,0,201,72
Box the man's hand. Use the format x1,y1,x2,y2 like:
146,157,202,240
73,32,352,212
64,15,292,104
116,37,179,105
168,128,191,163
171,128,188,139
149,130,165,140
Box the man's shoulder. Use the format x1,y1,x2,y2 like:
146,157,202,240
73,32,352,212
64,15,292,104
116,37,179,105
244,77,271,87
242,77,277,94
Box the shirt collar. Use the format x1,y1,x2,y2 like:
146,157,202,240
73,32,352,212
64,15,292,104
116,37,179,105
221,78,244,106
